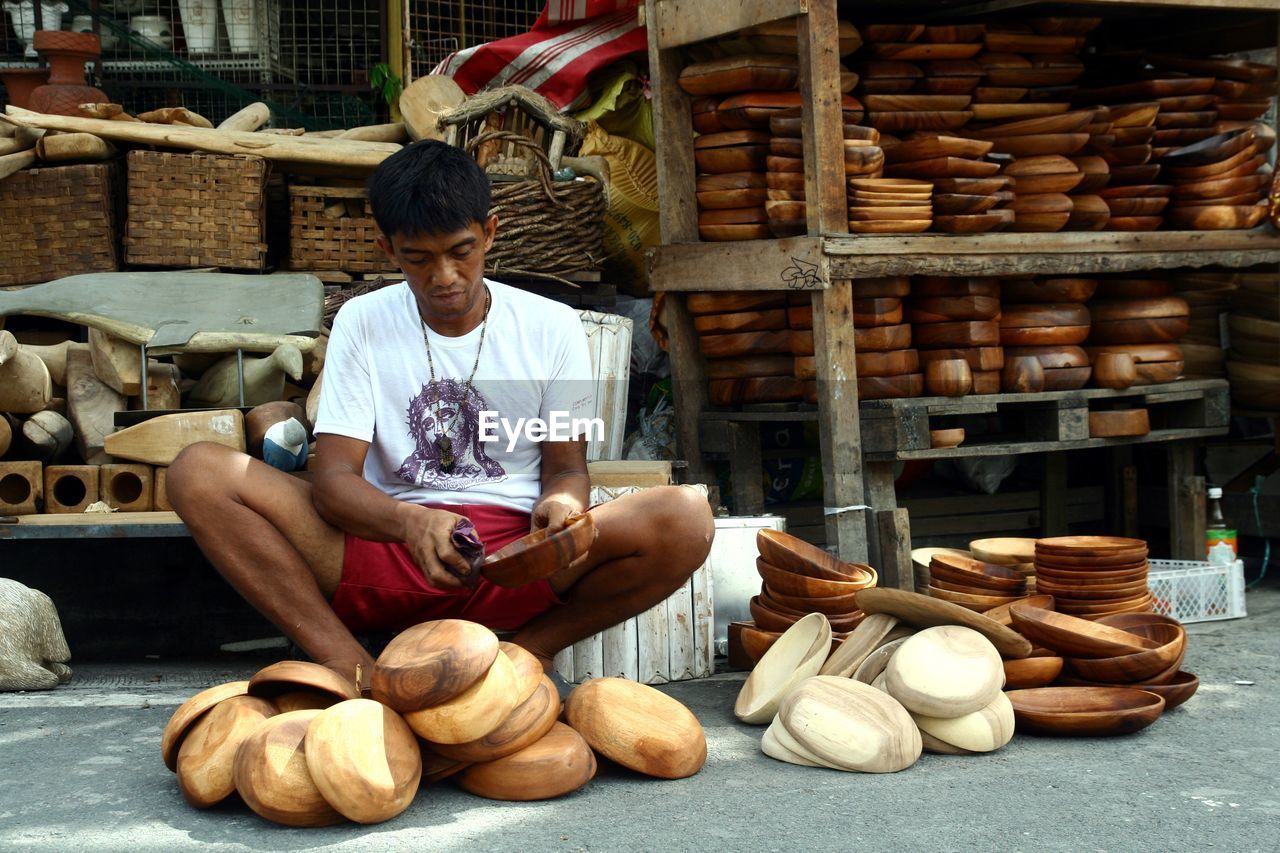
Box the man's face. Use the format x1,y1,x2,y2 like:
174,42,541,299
378,214,498,322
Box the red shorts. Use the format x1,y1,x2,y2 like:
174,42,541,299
330,503,564,635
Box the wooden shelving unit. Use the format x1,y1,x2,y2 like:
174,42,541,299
643,0,1279,586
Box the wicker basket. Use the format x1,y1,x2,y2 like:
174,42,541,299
0,162,120,286
124,150,269,270
286,185,397,273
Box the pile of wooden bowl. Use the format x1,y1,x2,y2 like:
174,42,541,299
1144,52,1276,133
1225,271,1280,411
1000,276,1096,392
741,528,878,663
688,291,808,405
880,134,1017,233
969,537,1038,592
1085,282,1189,386
1032,536,1153,617
927,551,1029,612
910,275,1004,395
1160,126,1271,230
768,105,878,237
857,24,984,133
162,621,708,825
1053,612,1198,711
846,176,931,234
1172,270,1236,378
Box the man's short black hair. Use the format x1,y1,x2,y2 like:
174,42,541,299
367,139,491,242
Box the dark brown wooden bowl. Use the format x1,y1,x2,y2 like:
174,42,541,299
482,512,597,588
1009,604,1160,657
1057,670,1199,710
1064,622,1185,684
757,557,873,598
764,583,864,617
1004,655,1065,689
1006,686,1165,736
757,528,876,583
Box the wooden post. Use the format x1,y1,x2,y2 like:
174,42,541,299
876,508,915,591
44,465,99,513
727,420,764,515
864,460,898,576
1168,441,1205,559
0,460,43,515
601,618,640,681
100,463,154,512
1041,451,1069,536
666,576,695,681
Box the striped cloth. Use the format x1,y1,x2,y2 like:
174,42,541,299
432,0,645,110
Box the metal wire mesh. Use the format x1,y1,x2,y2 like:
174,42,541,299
406,0,543,82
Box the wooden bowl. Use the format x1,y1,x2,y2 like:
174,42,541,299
911,546,969,584
482,512,597,588
176,695,277,807
749,595,800,632
1056,593,1154,617
1165,202,1267,230
432,674,560,764
233,710,345,827
1089,409,1151,438
1000,324,1090,347
911,690,1016,754
304,699,421,824
931,552,1027,589
1037,535,1148,556
981,594,1055,627
857,587,1033,659
778,676,923,773
757,528,876,583
1006,686,1164,736
1002,354,1046,392
272,691,340,713
405,650,519,745
565,676,706,779
915,319,1001,348
456,722,596,801
969,537,1038,565
757,557,870,598
1001,277,1098,304
764,583,863,617
930,428,966,448
161,680,250,772
1093,352,1138,389
1034,548,1150,568
1064,622,1185,684
1004,655,1065,689
739,623,785,664
924,358,973,396
884,625,1005,717
1036,566,1148,585
1009,604,1160,657
734,612,832,724
247,661,360,705
372,619,499,712
1059,670,1199,711
928,585,1025,611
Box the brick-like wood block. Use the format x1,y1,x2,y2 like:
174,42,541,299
0,460,43,515
100,463,153,512
153,466,172,512
44,465,99,514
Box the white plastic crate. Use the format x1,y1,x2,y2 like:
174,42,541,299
1148,559,1247,624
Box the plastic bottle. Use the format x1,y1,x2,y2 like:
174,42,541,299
1205,486,1238,565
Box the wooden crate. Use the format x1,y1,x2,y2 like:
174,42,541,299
286,185,397,273
0,162,119,286
124,151,269,270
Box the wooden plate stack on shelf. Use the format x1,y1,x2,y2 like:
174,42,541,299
970,17,1095,119
1143,52,1276,135
1224,272,1280,411
1000,277,1097,391
792,277,920,401
1084,100,1165,194
1161,127,1272,231
1003,155,1080,232
858,24,984,134
909,276,1003,394
1170,271,1237,378
688,291,809,405
879,135,1014,233
1086,279,1189,386
847,177,933,234
1027,536,1154,617
766,103,875,237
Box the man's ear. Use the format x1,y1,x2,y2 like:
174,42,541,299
376,234,395,260
482,215,498,252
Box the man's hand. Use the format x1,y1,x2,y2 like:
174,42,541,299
531,498,579,534
398,505,475,589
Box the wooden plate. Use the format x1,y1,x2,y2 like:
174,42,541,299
1165,202,1268,230
695,171,767,193
405,650,519,745
697,187,768,210
853,276,912,298
909,295,1001,323
857,373,924,399
687,292,785,315
1167,147,1263,181
931,212,1009,233
848,177,933,193
695,146,769,174
678,54,799,96
456,722,596,801
1009,604,1159,657
1088,316,1189,344
985,68,1083,88
692,309,787,336
931,192,1001,214
565,677,706,779
1104,195,1172,217
970,102,1071,122
1001,303,1092,330
883,135,992,163
849,206,934,221
1089,297,1189,323
913,319,1000,348
869,111,975,133
1108,164,1162,185
849,219,933,234
929,176,1014,194
1036,535,1148,556
862,24,925,43
698,206,768,226
869,42,983,61
913,276,1001,297
1155,111,1217,129
1152,127,1217,147
1002,278,1097,303
989,133,1089,158
234,709,345,827
856,587,1032,659
884,157,1003,180
863,94,972,111
304,699,421,824
917,76,981,95
1042,365,1093,390
999,324,1090,347
1161,127,1256,167
1006,686,1164,736
708,377,808,405
757,528,875,584
1058,670,1198,711
698,223,773,241
1105,215,1163,232
970,109,1095,138
1113,126,1157,146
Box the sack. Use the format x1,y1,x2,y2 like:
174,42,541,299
578,121,660,296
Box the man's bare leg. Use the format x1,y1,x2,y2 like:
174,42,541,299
166,442,373,686
511,486,716,669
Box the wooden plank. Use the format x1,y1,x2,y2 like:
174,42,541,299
868,426,1229,461
863,460,898,573
646,0,697,244
652,0,807,49
798,0,848,237
666,577,696,681
601,617,640,682
637,598,671,685
570,633,604,684
648,236,828,292
665,296,715,486
876,508,914,591
702,408,820,422
691,564,715,678
1041,452,1069,537
1168,442,1206,560
728,421,765,515
954,0,1280,13
587,460,673,489
0,510,188,540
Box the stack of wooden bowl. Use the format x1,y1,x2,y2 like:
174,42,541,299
1051,612,1199,711
1000,276,1096,392
687,291,808,405
847,176,932,234
1032,536,1153,617
1089,101,1164,194
741,528,878,663
1161,126,1271,230
767,104,876,237
1143,52,1275,136
1171,270,1236,378
1003,154,1081,232
910,276,1004,395
973,20,1092,118
857,24,985,135
927,551,1029,612
1085,282,1189,386
969,537,1038,593
1225,271,1280,411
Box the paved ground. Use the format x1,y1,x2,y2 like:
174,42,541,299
1,587,1277,852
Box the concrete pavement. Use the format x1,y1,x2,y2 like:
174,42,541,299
1,587,1277,852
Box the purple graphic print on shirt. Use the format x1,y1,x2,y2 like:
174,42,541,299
398,377,507,490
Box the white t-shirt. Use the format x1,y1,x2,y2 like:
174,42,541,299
315,279,595,513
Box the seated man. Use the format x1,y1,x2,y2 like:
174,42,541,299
168,140,714,687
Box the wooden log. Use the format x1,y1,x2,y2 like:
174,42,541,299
100,463,154,511
19,410,73,461
137,107,214,128
0,330,53,414
337,123,409,143
153,466,172,512
218,103,271,132
44,465,99,513
0,134,35,156
0,149,37,181
103,409,245,466
66,344,126,465
22,340,72,386
36,133,118,162
88,328,142,396
3,107,399,169
0,460,42,515
79,103,139,122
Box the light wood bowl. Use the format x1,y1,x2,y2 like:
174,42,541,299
176,695,277,808
1006,686,1164,736
885,625,1005,716
779,675,923,772
1004,655,1065,688
233,710,345,827
372,619,499,712
162,680,250,772
757,557,871,598
431,674,559,764
304,699,421,824
456,722,596,801
911,690,1016,753
405,650,519,745
969,537,1038,565
1009,604,1160,657
248,661,360,704
483,511,597,588
818,612,901,678
565,676,707,779
734,612,832,725
857,586,1033,659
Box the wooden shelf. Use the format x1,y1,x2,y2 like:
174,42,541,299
0,512,188,540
